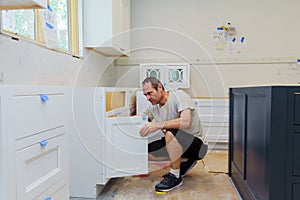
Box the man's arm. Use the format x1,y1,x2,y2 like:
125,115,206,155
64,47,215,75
139,109,192,137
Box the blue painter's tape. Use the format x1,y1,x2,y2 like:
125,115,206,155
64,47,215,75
232,37,236,42
297,59,300,63
46,22,54,30
142,115,147,121
47,5,52,12
217,27,223,30
39,140,48,147
241,37,245,43
40,94,49,102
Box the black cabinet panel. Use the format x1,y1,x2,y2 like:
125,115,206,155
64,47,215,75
246,95,268,200
295,94,300,125
293,133,300,176
293,184,300,200
229,86,300,200
232,94,246,177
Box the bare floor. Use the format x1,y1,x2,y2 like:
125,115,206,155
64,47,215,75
99,150,240,199
72,150,241,200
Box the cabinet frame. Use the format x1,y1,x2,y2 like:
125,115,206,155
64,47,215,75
69,87,148,199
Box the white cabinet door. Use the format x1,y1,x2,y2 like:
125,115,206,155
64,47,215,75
15,134,67,200
165,64,190,89
140,64,163,83
115,0,130,54
83,0,130,56
105,116,148,178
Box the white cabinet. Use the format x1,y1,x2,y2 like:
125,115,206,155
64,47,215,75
83,0,131,56
0,0,47,10
192,98,229,149
140,63,190,90
69,87,148,199
0,85,69,200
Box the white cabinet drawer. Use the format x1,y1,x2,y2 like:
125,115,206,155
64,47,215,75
35,180,68,200
15,134,67,200
15,126,65,151
106,116,148,178
12,93,66,140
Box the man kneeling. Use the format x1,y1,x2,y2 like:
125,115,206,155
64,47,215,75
139,77,208,192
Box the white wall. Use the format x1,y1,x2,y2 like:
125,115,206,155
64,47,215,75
130,0,300,58
0,35,118,87
0,0,299,92
115,0,300,97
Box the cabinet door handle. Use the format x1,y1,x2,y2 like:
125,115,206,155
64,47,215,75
40,94,49,102
39,140,48,147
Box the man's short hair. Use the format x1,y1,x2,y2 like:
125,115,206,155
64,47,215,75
142,77,164,91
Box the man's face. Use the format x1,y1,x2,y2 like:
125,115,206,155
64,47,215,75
142,82,163,105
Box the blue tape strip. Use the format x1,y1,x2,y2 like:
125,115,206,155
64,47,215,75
39,140,48,147
142,116,147,121
241,37,245,43
47,5,52,12
232,37,236,42
46,22,54,30
40,94,49,102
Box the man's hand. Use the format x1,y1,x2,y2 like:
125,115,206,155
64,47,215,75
139,122,162,137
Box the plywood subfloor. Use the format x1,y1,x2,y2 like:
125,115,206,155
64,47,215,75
97,150,240,200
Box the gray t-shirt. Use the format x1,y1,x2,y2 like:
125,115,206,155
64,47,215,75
140,90,204,140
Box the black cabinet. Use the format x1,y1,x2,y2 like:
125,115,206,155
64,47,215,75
229,86,300,200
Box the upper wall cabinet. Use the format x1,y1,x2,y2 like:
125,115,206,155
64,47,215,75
0,0,47,10
140,63,190,90
83,0,131,56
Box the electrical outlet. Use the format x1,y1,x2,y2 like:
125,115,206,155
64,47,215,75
287,64,297,75
0,72,4,83
297,64,300,74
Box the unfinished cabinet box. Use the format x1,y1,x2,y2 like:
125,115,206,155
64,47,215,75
229,85,300,200
83,0,131,56
69,87,148,199
0,85,69,200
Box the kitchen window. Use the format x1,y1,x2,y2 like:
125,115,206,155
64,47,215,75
0,0,79,55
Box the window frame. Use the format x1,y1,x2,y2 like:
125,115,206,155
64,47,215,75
0,0,80,57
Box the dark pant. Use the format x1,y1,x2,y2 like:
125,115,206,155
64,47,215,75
148,129,203,160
